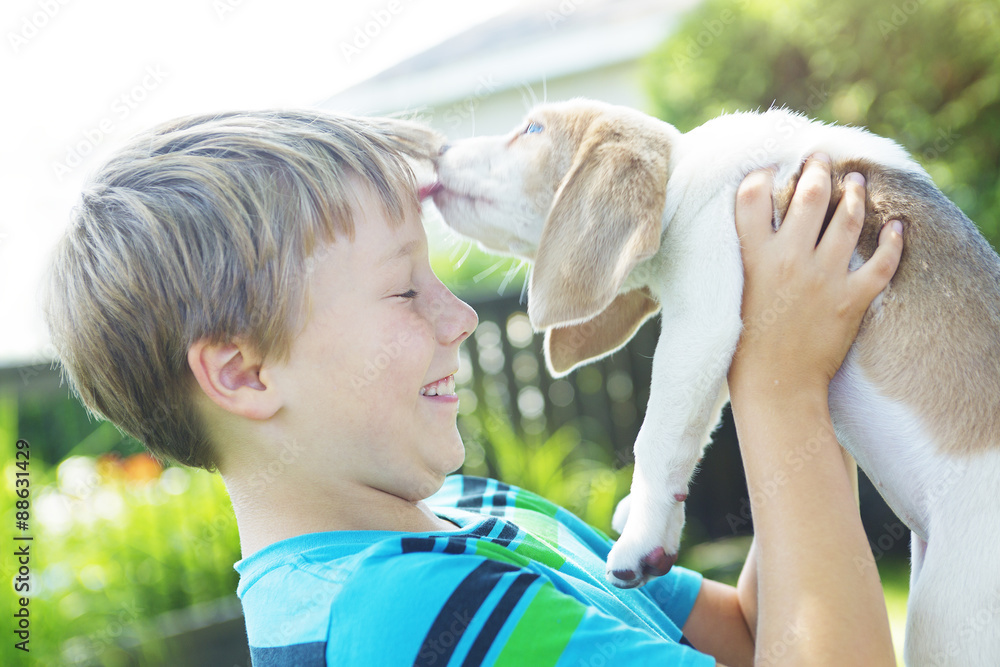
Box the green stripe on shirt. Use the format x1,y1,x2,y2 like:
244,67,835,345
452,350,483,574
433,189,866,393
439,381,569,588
494,581,586,666
475,539,533,568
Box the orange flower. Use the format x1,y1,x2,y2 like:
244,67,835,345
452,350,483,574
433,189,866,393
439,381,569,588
122,453,162,482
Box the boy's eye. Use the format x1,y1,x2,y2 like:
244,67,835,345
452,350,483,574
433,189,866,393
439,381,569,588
523,121,544,135
395,289,419,300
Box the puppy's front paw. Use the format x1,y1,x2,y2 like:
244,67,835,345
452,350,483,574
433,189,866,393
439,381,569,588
607,546,678,589
606,500,686,588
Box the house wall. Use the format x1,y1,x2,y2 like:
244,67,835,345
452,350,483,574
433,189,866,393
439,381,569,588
425,59,653,139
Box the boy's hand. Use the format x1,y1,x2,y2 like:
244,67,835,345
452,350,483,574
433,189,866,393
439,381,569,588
728,153,904,397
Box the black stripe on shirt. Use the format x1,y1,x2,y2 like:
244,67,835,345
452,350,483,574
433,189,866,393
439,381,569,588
461,572,538,666
250,641,326,666
492,481,510,507
444,536,467,554
494,521,519,546
413,560,520,667
401,537,438,554
469,517,498,538
458,477,488,509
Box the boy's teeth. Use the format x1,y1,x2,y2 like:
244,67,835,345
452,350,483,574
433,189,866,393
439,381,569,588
420,375,456,397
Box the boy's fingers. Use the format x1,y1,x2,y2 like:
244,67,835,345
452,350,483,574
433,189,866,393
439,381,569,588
735,168,776,254
783,153,833,249
850,220,904,305
818,172,867,269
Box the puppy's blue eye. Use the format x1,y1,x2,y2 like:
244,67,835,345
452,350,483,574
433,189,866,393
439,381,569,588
524,122,544,135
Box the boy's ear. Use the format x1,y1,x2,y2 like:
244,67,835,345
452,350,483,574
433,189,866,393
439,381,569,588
187,339,281,420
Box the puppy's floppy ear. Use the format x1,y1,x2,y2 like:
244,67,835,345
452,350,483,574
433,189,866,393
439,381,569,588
528,115,670,331
544,287,660,377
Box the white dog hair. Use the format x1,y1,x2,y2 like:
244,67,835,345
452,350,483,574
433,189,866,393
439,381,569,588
427,98,1000,666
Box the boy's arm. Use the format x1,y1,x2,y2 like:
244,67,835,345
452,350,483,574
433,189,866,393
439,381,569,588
683,155,903,666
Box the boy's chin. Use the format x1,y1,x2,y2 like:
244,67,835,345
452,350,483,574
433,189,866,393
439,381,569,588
443,437,467,474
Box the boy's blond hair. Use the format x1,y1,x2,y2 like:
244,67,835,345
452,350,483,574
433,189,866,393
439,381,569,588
45,109,442,470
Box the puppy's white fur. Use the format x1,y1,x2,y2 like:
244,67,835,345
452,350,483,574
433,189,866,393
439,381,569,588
431,99,1000,665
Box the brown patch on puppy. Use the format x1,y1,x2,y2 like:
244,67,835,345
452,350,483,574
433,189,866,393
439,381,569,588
774,159,1000,455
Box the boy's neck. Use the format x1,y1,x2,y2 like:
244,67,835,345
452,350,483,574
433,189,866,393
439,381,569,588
221,472,460,557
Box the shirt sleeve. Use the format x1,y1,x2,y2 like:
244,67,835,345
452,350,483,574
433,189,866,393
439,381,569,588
325,550,715,666
643,564,705,629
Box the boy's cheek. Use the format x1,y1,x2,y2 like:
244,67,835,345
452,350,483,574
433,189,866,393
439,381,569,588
346,333,427,393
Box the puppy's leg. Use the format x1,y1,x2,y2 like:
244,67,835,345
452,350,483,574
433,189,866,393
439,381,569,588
903,451,1000,666
610,383,729,537
606,314,741,588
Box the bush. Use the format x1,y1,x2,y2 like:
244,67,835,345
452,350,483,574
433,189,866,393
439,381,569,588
643,0,1000,247
1,422,240,667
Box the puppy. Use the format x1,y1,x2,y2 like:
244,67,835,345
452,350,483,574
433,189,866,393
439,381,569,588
427,98,1000,665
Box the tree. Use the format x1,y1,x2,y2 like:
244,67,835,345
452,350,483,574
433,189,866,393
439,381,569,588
643,0,1000,247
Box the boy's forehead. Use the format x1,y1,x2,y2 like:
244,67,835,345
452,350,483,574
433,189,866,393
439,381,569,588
318,185,427,272
380,237,423,266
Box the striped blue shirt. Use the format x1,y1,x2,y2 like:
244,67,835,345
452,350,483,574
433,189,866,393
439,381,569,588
235,475,715,665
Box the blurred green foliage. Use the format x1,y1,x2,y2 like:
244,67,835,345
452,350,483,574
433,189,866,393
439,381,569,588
643,0,1000,247
2,397,239,666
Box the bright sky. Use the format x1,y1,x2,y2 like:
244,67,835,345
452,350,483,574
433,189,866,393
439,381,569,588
0,0,526,367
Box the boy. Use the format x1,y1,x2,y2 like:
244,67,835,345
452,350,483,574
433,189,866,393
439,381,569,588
46,109,903,665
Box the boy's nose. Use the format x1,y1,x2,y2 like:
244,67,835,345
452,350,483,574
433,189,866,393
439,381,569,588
436,289,478,346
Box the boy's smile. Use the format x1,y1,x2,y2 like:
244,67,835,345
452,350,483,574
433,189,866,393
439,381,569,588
420,374,458,399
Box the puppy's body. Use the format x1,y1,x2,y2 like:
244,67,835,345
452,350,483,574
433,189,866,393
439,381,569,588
431,99,1000,665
